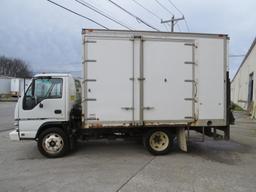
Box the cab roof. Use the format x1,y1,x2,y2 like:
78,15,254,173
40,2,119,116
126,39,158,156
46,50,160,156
34,73,72,78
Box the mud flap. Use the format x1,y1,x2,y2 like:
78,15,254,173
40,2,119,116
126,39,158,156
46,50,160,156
177,127,187,152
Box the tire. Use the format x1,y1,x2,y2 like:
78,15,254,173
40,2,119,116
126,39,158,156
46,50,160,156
143,129,173,155
37,127,69,158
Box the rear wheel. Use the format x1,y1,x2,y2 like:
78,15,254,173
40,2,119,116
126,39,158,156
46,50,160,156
38,127,69,158
143,129,173,155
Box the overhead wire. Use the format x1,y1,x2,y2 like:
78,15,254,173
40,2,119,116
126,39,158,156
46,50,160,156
183,20,190,32
107,0,160,31
154,0,174,16
166,0,183,15
163,23,170,32
166,0,190,31
131,0,169,31
153,0,182,32
46,0,108,29
47,0,188,32
131,0,161,20
73,0,133,30
167,22,181,32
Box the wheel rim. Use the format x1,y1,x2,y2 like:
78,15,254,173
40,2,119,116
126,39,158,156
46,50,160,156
149,131,169,152
42,133,64,155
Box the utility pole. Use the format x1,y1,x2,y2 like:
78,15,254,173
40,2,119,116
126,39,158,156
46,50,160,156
161,15,185,32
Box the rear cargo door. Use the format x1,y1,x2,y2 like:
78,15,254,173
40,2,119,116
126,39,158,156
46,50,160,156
84,38,134,123
143,39,194,121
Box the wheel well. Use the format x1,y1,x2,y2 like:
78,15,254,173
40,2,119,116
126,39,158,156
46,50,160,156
35,122,68,139
144,127,177,134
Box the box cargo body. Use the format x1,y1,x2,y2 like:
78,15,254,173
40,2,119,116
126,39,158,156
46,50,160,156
82,29,229,129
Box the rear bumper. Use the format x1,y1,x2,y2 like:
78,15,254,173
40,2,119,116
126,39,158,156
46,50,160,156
9,130,20,141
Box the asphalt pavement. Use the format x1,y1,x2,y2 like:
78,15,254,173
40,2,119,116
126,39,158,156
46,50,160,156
0,102,16,132
0,102,256,192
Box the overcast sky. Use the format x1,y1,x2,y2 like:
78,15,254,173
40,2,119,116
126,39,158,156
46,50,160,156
0,0,255,78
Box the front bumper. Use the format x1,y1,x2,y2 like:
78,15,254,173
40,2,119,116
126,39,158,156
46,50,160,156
9,130,20,141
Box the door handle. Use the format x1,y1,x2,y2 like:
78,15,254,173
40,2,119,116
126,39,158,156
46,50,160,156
39,103,43,108
143,107,154,110
54,110,62,114
121,107,134,110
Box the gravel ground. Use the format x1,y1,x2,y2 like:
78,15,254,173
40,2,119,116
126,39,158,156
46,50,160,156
0,102,256,192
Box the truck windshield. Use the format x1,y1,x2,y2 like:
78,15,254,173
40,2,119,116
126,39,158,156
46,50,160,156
23,78,63,110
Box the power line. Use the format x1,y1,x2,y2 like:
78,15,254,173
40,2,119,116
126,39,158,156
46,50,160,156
183,19,190,32
166,0,190,32
163,24,170,32
131,0,161,20
131,0,170,32
176,23,181,32
166,0,183,15
161,16,184,32
154,0,184,32
108,0,160,31
46,0,108,29
73,0,132,30
154,0,174,16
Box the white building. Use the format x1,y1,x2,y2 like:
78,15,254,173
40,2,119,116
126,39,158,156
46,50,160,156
231,38,256,118
0,75,11,95
0,76,31,96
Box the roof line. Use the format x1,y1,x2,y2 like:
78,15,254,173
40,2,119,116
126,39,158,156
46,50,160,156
232,37,256,82
81,28,229,38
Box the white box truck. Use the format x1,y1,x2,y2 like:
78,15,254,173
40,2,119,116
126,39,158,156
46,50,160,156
9,29,231,158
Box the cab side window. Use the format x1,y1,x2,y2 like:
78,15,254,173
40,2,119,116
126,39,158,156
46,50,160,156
23,78,63,110
34,79,52,103
49,79,62,98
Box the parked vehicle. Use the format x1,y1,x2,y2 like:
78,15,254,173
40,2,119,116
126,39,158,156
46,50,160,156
0,76,11,95
10,78,30,97
9,29,231,157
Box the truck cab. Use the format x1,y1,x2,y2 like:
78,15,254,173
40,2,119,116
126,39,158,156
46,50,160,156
9,73,81,157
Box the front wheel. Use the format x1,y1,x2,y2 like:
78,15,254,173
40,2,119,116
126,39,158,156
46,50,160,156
143,129,173,155
38,127,69,158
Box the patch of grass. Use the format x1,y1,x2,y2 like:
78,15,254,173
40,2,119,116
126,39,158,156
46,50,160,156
231,102,244,111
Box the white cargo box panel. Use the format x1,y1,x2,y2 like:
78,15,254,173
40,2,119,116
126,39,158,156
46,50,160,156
143,39,193,121
82,29,228,127
85,38,134,122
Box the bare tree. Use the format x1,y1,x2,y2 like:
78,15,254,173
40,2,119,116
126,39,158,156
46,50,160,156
0,56,32,78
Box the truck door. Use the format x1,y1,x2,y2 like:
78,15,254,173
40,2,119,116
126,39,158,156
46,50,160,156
143,39,195,121
84,38,134,123
18,77,66,138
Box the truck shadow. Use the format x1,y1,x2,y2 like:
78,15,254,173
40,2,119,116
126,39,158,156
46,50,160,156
186,139,252,165
73,139,147,156
16,138,252,163
74,138,252,166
